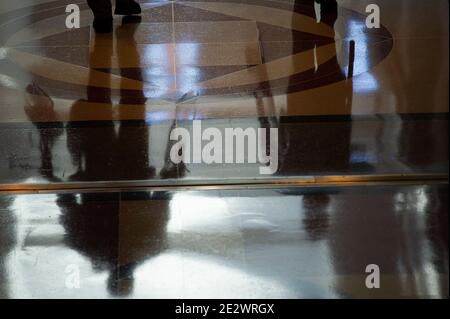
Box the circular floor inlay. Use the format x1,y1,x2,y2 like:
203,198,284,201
2,0,393,101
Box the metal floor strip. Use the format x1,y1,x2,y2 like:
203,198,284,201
0,173,448,194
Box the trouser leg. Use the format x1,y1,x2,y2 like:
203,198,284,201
87,0,114,33
315,0,338,12
87,0,113,19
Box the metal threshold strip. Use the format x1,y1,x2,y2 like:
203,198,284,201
0,173,448,194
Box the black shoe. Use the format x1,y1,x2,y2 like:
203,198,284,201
114,1,142,16
93,17,113,33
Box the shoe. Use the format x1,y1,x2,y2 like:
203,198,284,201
114,1,142,16
93,17,113,33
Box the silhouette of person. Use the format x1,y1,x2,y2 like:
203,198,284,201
87,0,142,33
57,192,170,297
67,17,156,182
63,18,177,296
24,17,174,297
278,0,353,175
293,0,349,244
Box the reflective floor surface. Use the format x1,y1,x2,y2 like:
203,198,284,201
0,0,448,185
0,0,448,300
0,183,448,298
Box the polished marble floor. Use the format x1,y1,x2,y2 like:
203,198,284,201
0,0,448,299
0,183,448,298
0,0,448,186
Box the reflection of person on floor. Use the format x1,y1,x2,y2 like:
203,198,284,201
57,192,170,296
64,18,168,296
302,192,330,241
24,16,183,183
24,83,64,181
87,0,141,33
299,187,449,298
68,17,155,182
330,188,449,298
24,18,172,297
280,0,353,175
